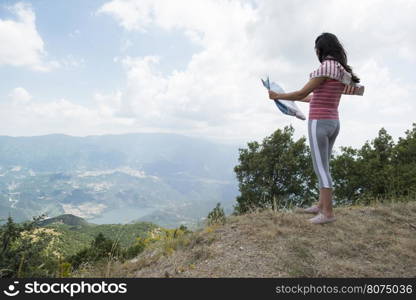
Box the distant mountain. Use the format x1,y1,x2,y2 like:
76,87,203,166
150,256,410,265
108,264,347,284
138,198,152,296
0,133,239,178
0,133,241,227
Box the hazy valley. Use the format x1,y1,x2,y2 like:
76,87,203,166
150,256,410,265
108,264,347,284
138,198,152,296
0,133,241,228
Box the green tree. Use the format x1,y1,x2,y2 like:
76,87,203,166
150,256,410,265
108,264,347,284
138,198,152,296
332,128,396,203
359,128,396,197
332,126,416,203
0,214,58,278
391,123,416,196
331,146,363,204
233,126,317,213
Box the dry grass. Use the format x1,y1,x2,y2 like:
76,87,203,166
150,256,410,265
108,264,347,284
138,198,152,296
75,201,416,278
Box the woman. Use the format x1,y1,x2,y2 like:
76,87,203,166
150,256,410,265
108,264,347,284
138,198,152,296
268,32,364,224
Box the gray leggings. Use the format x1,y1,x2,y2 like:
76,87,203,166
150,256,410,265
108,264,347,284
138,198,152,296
307,119,340,189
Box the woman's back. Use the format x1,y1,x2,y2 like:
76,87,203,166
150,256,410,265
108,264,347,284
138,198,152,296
309,79,344,120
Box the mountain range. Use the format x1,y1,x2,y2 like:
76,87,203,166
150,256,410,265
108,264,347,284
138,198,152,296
0,133,242,227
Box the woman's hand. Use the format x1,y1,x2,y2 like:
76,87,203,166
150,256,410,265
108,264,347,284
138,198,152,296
268,90,279,100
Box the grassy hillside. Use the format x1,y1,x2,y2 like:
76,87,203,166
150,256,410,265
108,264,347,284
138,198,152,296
37,215,157,257
81,200,416,277
38,214,89,227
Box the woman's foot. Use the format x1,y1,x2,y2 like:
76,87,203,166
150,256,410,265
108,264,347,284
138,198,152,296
309,213,336,224
303,205,321,214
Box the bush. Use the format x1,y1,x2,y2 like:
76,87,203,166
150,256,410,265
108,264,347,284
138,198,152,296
124,240,146,259
67,233,123,269
207,203,226,225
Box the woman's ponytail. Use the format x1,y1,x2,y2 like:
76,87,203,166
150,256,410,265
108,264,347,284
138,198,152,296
343,64,360,83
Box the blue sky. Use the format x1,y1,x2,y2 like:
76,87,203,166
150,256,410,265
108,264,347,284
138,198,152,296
0,0,415,151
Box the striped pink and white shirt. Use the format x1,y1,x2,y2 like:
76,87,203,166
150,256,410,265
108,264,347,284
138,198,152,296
308,58,364,120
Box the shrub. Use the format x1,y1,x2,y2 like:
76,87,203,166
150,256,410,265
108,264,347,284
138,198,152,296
207,203,226,225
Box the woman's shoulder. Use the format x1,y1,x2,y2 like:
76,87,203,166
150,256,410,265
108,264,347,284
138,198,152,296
319,58,344,70
310,59,344,81
310,57,364,94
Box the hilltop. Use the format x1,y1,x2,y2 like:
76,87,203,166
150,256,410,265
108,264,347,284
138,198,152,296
84,200,416,277
38,214,90,227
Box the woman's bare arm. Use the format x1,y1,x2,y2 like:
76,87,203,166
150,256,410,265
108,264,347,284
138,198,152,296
268,77,326,101
298,94,312,103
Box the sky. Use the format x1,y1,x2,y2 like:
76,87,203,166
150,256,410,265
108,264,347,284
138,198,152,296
0,0,415,153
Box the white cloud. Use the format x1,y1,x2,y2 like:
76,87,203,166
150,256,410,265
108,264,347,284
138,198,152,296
97,0,286,142
8,87,32,105
0,2,59,71
94,0,416,148
3,0,415,150
97,0,154,32
338,59,416,148
0,87,136,137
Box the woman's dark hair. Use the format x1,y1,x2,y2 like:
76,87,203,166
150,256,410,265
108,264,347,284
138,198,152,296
315,32,360,83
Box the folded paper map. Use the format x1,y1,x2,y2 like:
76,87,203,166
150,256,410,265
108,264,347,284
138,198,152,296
261,76,306,120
